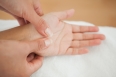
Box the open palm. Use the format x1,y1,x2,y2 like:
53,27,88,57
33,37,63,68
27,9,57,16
29,9,105,56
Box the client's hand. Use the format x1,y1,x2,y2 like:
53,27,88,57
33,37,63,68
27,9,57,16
27,9,105,56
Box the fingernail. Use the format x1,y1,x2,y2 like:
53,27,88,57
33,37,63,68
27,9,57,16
36,8,44,16
45,28,53,37
45,39,53,46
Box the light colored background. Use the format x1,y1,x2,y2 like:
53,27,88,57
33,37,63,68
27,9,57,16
0,0,116,26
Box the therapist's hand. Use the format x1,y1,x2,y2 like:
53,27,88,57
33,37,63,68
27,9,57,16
0,39,51,77
0,0,53,37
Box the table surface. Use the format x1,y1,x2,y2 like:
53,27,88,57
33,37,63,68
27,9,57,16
0,0,116,26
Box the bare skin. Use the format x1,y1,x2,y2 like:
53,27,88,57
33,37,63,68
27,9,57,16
0,0,53,37
26,9,105,56
0,10,105,77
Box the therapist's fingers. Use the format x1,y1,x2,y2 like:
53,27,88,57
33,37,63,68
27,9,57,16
23,7,53,37
33,0,44,16
51,9,75,20
27,53,35,62
28,55,43,75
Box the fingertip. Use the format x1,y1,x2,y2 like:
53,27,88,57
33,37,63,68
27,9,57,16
101,35,106,40
79,48,89,54
34,20,53,37
35,7,44,16
28,55,43,73
45,38,53,47
27,53,35,62
95,26,99,31
95,39,101,45
84,49,89,53
67,9,75,17
89,26,99,32
45,28,53,37
32,38,52,51
68,9,75,13
97,34,105,40
32,55,43,65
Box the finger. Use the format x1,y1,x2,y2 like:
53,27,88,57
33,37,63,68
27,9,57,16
0,6,27,25
27,38,52,55
0,6,9,12
14,16,27,25
73,33,105,40
33,0,44,16
72,25,99,33
27,53,35,62
23,7,53,37
71,39,101,48
29,55,43,74
51,9,75,20
65,48,88,55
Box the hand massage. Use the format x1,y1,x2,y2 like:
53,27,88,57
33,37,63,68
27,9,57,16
0,0,116,77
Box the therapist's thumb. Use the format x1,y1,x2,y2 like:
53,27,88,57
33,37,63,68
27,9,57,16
25,39,52,75
24,8,53,37
28,38,52,54
28,55,43,75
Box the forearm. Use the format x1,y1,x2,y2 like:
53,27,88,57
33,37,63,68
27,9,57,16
0,24,37,41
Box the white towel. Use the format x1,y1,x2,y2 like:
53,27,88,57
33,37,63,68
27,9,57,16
0,20,116,77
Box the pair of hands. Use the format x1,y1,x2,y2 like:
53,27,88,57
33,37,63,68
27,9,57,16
0,0,105,76
0,9,105,77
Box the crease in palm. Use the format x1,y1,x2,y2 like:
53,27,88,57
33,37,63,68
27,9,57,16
30,10,105,56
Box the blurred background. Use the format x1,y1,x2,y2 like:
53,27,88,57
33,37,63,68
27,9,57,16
0,0,116,26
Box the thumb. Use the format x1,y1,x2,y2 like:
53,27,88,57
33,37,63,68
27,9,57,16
28,55,43,75
25,38,52,75
28,38,52,55
51,9,75,20
24,8,53,37
33,0,44,16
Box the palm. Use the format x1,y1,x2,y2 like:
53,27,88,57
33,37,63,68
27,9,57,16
34,10,104,56
38,14,73,56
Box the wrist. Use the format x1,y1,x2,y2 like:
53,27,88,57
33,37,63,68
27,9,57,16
27,24,43,41
0,24,31,41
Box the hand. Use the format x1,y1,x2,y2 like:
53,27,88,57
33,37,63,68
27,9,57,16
26,9,105,56
0,0,53,37
0,38,52,77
